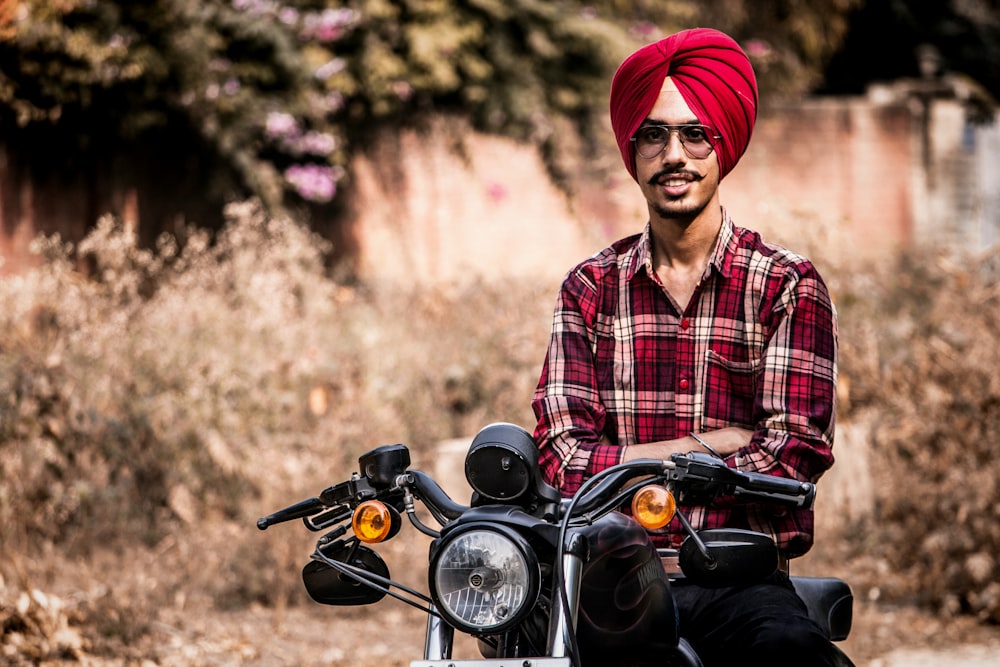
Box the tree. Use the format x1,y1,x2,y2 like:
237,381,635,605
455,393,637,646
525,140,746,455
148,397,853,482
819,0,1000,100
588,0,864,102
0,0,629,212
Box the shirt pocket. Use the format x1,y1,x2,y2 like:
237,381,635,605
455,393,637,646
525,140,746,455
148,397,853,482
702,350,759,430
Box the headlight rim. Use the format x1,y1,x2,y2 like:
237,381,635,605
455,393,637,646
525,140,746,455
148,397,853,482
429,522,541,634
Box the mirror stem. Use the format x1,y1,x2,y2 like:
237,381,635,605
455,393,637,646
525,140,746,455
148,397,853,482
674,508,716,567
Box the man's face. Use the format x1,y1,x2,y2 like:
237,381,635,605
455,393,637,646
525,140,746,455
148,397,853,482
634,77,721,223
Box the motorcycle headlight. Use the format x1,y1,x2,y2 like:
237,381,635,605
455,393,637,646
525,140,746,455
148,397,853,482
430,526,540,634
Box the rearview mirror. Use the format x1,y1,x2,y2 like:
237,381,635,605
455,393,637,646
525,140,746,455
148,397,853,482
302,542,390,606
678,528,778,588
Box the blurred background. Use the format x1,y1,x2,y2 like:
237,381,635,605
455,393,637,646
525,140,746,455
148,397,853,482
1,1,999,665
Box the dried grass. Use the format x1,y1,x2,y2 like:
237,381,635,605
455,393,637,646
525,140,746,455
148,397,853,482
1,202,998,663
0,200,554,659
834,248,1000,624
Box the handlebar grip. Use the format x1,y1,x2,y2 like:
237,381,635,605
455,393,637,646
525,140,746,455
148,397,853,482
733,486,815,509
732,470,815,509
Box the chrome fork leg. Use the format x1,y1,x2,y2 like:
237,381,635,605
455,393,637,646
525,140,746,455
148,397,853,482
548,532,587,658
424,606,454,660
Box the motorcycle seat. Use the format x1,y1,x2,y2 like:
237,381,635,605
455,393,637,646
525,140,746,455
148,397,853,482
790,576,854,642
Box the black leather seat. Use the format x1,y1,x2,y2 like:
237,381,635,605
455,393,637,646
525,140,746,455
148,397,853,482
791,576,854,641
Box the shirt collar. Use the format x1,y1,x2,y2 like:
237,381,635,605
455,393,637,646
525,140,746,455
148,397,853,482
627,208,737,282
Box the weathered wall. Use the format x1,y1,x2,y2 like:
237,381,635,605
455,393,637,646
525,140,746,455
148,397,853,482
2,92,997,279
346,94,999,286
723,97,916,256
344,117,610,286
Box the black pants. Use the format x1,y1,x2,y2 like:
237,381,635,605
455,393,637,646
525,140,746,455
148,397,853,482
671,572,838,667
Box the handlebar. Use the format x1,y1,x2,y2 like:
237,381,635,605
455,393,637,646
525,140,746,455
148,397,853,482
666,452,815,509
406,470,469,520
257,475,380,531
258,461,471,533
562,453,815,522
568,460,670,516
258,446,815,537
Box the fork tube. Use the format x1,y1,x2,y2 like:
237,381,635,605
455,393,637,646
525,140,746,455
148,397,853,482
424,607,454,660
548,532,589,657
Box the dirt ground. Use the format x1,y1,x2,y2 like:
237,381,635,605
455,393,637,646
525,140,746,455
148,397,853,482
4,469,998,667
97,598,1000,666
6,550,999,667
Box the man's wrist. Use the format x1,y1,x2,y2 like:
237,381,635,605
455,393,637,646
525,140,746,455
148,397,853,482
689,431,724,458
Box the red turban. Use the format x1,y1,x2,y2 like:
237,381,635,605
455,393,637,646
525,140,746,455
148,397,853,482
610,28,758,181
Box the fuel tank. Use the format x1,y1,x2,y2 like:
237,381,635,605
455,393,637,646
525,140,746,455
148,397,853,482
576,511,679,660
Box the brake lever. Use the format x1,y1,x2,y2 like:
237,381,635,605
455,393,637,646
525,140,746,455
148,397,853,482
257,496,325,530
303,506,353,532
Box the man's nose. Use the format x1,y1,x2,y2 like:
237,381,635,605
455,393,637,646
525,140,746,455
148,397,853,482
661,130,687,160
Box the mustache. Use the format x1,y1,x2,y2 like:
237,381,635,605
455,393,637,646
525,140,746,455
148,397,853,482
647,169,702,186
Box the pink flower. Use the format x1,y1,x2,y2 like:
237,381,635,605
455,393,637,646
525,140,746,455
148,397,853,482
486,182,508,202
743,39,772,58
284,164,337,203
266,112,299,139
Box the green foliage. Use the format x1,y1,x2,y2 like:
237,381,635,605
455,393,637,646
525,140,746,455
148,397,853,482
586,0,865,100
0,0,630,208
1,0,870,212
2,1,352,207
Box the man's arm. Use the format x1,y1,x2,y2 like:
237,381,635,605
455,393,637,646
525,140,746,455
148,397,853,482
532,267,620,495
621,427,752,462
733,264,838,483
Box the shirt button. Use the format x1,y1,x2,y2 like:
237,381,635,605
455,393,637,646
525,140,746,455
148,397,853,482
680,318,691,330
678,378,690,390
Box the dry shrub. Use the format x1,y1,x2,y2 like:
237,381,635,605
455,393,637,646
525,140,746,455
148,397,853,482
0,550,173,665
5,201,999,664
835,246,1000,623
0,200,349,550
0,200,556,656
0,579,87,665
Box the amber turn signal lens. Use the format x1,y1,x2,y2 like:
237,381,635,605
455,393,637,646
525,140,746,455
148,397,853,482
631,485,676,530
352,500,393,543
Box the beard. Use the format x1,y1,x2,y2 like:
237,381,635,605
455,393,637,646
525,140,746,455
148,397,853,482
644,168,715,223
649,191,714,224
651,198,710,222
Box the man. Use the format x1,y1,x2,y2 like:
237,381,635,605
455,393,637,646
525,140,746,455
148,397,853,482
531,27,839,666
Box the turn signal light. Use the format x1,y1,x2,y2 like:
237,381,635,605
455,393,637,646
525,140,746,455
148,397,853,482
352,500,394,543
631,485,676,530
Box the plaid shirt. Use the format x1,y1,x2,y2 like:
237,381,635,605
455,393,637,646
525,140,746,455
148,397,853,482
532,213,837,557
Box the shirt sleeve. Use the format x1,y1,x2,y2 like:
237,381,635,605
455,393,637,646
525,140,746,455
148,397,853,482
736,261,838,485
531,267,622,496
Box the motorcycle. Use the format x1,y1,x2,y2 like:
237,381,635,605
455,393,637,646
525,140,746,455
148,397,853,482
258,422,855,666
